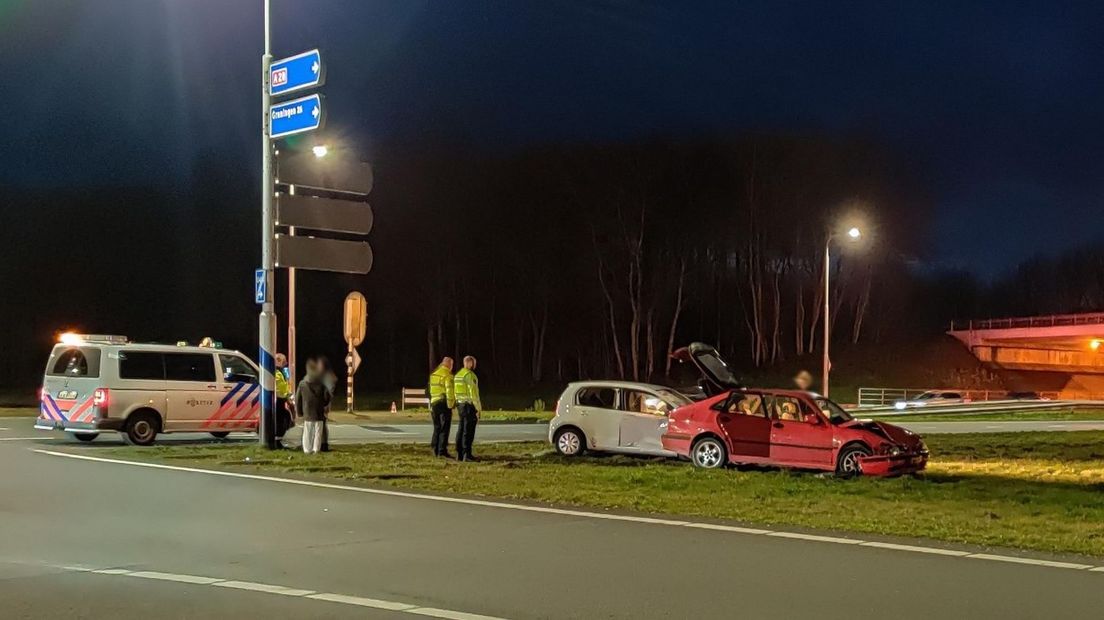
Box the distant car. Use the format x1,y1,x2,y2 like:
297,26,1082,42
893,390,968,410
663,343,928,476
549,381,693,457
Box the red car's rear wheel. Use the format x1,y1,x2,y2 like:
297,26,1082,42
691,436,727,469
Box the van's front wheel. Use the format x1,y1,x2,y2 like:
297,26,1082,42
71,433,98,442
125,412,160,446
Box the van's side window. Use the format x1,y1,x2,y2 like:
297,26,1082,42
164,353,216,382
118,352,165,380
220,355,258,383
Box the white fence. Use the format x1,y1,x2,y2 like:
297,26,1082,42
401,387,430,410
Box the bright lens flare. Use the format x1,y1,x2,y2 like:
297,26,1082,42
1092,339,1102,352
59,332,81,345
312,145,329,158
847,227,861,239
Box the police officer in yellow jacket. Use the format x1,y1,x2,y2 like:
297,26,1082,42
454,356,482,461
428,357,455,458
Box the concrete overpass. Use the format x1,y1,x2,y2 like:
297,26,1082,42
948,313,1104,398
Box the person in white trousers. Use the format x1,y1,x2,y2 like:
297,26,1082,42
295,358,331,454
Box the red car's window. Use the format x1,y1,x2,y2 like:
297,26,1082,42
725,393,766,417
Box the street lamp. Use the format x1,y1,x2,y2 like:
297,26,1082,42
312,144,329,158
823,226,862,398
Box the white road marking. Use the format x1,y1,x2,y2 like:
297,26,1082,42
859,541,970,556
683,522,772,535
214,580,316,596
408,607,507,620
128,570,222,585
767,531,863,545
35,449,1104,574
57,564,508,619
966,553,1094,570
307,592,415,611
0,437,54,441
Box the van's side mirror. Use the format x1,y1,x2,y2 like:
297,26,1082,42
227,372,258,384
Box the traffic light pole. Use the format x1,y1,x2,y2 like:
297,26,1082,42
259,0,278,449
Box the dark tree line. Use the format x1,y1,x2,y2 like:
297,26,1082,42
2,135,1102,396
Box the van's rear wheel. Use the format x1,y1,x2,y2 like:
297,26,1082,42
71,433,98,442
125,412,160,446
209,431,231,439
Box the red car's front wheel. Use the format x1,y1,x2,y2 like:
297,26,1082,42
691,437,727,469
836,443,872,477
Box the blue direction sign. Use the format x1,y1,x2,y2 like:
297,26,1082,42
269,94,323,139
254,269,267,304
270,49,324,97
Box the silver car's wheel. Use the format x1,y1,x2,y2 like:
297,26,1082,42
554,428,584,456
836,444,872,477
692,437,726,469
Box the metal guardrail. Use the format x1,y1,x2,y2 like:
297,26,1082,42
856,399,1104,418
950,312,1104,331
856,387,1061,407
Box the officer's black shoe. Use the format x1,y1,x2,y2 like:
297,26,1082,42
463,454,479,462
439,452,454,460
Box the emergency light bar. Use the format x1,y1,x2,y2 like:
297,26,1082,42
58,333,129,345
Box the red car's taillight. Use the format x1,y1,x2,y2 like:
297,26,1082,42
93,388,109,408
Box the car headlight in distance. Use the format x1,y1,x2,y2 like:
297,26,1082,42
895,402,907,410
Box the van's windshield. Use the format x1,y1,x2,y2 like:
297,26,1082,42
47,346,101,378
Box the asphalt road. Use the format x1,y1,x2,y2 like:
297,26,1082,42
2,422,1104,618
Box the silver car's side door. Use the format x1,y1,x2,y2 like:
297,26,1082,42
570,387,622,450
618,389,671,455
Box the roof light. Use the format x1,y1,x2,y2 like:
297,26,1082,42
58,333,128,345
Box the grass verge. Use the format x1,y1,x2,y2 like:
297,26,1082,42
96,431,1104,557
0,407,36,418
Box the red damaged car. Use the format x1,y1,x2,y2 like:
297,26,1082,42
663,343,928,476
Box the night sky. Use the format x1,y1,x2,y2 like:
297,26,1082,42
2,0,1104,276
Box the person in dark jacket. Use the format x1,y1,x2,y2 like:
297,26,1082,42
295,358,331,454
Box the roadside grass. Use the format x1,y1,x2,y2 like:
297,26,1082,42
97,431,1104,557
865,408,1104,422
0,407,36,418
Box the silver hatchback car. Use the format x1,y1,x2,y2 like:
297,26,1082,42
548,381,693,457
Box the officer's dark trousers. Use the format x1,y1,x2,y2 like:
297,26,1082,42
430,400,452,456
456,403,478,457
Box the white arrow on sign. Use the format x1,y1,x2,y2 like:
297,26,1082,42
312,61,320,74
347,348,362,372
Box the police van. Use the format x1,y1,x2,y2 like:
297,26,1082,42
37,334,261,445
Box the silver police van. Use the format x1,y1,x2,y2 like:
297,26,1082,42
37,334,261,445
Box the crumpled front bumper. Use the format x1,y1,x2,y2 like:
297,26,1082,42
858,451,928,477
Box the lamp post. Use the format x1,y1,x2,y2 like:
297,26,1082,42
822,226,861,398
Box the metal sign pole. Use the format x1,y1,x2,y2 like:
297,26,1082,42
347,341,354,413
258,0,278,449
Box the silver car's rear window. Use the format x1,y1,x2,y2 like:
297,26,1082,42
47,346,102,378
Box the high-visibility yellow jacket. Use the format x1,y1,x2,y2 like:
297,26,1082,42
428,364,455,408
275,368,292,399
454,368,481,412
